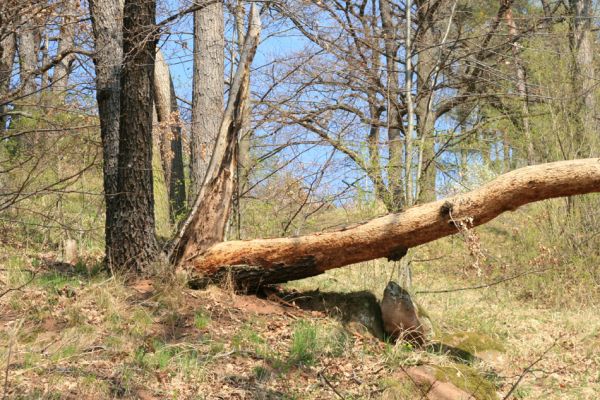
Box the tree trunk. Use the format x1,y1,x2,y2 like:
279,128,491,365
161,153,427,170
569,0,596,156
379,0,404,212
0,31,16,131
183,159,600,290
110,0,159,272
189,1,224,204
170,5,261,266
505,7,534,165
52,0,76,96
404,0,415,206
17,16,39,100
153,49,186,220
414,0,439,204
88,0,123,269
233,0,253,239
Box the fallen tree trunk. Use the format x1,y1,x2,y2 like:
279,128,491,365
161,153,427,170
182,159,600,290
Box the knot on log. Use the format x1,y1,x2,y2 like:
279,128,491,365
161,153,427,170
387,246,408,262
440,201,454,217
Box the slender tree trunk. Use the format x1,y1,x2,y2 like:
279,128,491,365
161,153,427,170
414,0,439,204
404,0,415,206
233,0,252,238
569,0,596,156
185,159,600,290
17,17,39,100
380,0,404,212
505,7,534,165
52,0,76,97
153,49,186,220
88,0,123,269
189,1,224,204
0,31,16,131
110,0,159,272
40,33,49,91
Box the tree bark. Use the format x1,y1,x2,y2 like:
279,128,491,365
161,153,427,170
414,0,439,204
233,1,253,239
88,0,123,269
110,0,159,272
505,6,534,165
379,0,404,212
153,49,186,220
52,0,76,96
569,0,597,156
17,16,40,100
189,0,225,204
170,5,260,266
0,31,16,131
182,159,600,290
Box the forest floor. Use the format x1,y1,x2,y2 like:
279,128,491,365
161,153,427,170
1,260,598,399
1,209,599,399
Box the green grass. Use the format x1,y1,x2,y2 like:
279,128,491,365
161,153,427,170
289,320,319,366
434,364,499,400
193,311,211,330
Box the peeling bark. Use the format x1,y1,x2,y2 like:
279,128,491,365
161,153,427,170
169,5,261,266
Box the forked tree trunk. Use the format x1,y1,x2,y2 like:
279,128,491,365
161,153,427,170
180,159,600,290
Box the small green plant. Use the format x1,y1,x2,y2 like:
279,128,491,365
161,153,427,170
253,365,271,382
50,344,78,362
513,385,532,399
232,323,264,352
288,320,318,366
194,311,211,330
129,309,153,337
383,341,420,368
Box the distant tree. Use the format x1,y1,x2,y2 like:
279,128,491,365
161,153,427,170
51,0,77,97
0,6,16,131
154,49,186,221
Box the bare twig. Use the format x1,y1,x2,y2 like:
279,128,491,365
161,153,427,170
317,369,346,400
0,270,37,299
415,267,555,295
502,336,562,400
